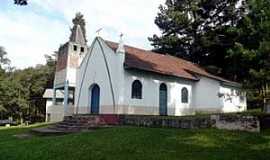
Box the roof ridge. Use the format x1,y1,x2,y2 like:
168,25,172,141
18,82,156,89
105,39,197,65
104,39,239,86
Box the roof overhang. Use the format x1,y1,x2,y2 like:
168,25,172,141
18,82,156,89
124,63,199,82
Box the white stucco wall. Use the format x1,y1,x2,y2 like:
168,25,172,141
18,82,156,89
193,76,247,113
66,67,77,87
75,38,122,114
45,99,64,122
219,86,247,112
122,70,193,116
76,38,194,116
45,99,75,122
75,37,247,116
193,76,222,112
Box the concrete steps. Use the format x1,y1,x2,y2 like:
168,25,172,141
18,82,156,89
32,114,120,135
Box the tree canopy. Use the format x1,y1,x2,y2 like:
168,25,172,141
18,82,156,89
150,0,270,108
14,0,27,5
0,47,10,72
0,48,55,122
149,0,245,66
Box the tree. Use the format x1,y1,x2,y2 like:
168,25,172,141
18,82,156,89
228,0,270,107
11,54,56,122
0,47,10,72
14,0,27,5
0,48,56,122
150,0,270,108
70,12,87,42
0,46,11,119
149,0,246,79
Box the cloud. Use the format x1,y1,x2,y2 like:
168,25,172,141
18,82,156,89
0,0,164,68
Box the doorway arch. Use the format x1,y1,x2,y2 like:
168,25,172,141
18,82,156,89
159,83,167,116
89,84,100,114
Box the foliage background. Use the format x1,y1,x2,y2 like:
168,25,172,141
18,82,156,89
0,47,55,122
1,0,269,122
149,0,270,109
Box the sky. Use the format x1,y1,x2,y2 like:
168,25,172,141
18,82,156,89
0,0,165,69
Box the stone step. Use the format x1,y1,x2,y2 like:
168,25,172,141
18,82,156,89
55,124,83,129
65,115,99,119
56,122,98,128
61,120,106,125
38,115,120,134
63,118,100,124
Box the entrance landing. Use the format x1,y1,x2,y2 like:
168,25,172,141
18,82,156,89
31,114,120,135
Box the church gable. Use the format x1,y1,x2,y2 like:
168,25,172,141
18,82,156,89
76,37,122,110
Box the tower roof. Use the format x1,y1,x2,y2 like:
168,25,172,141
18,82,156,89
69,24,86,44
69,12,87,44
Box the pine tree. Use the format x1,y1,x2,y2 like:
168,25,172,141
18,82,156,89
229,0,270,104
14,0,27,5
149,0,246,75
71,12,87,42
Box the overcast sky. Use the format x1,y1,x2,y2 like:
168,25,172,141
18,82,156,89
0,0,165,69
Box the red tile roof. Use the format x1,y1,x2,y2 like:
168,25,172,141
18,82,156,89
105,40,238,84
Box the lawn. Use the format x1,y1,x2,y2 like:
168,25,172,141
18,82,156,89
0,125,270,160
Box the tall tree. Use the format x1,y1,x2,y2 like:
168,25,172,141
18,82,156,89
14,0,27,5
227,0,270,106
11,54,56,122
70,12,87,42
149,0,246,79
0,47,10,72
0,47,10,119
0,50,56,122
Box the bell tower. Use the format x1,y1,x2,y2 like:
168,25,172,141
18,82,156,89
53,13,87,114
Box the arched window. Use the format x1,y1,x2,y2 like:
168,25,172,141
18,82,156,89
181,87,188,103
131,80,142,99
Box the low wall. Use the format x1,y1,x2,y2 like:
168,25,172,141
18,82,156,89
210,115,260,132
46,105,75,122
258,115,270,129
119,115,213,129
118,114,260,132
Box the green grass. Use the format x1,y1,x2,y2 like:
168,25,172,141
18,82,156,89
0,125,270,160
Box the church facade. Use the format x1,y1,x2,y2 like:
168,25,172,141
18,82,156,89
44,14,247,122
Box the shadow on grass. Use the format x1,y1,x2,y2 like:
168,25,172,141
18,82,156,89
0,126,270,160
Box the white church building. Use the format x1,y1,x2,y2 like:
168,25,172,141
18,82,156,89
44,14,247,122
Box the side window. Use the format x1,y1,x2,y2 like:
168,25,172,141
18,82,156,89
81,47,84,52
181,87,188,103
73,45,77,51
131,80,142,99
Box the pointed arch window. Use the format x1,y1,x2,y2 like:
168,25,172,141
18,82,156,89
131,80,142,99
181,87,188,103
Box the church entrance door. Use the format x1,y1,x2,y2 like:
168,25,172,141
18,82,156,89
90,84,100,114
